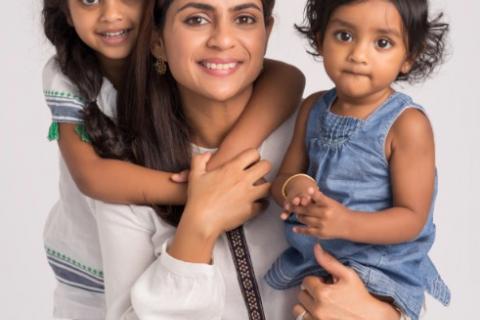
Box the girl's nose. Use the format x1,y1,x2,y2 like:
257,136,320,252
348,42,368,64
100,0,124,23
206,20,235,50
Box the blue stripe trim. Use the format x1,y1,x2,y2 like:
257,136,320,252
48,259,105,293
49,105,84,120
46,96,86,109
48,255,104,282
57,278,104,294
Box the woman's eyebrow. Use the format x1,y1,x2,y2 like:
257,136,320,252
177,2,214,13
176,2,262,13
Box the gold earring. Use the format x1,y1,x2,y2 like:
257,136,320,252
154,58,167,75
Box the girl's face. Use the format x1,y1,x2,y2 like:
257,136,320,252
67,0,144,63
153,0,272,104
319,0,411,102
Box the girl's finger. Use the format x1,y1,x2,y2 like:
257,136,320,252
170,170,189,183
310,189,331,207
296,215,322,227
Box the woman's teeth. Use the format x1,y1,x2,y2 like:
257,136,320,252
203,62,237,70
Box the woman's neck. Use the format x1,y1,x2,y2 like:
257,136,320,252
180,85,253,148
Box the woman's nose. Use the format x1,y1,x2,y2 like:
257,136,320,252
206,20,235,50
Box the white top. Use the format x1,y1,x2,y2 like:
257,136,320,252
91,114,299,320
42,56,116,319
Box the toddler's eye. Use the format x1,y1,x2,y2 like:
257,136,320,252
184,15,209,26
335,31,353,42
236,15,256,25
376,38,392,49
81,0,99,5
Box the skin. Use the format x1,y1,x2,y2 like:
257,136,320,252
58,0,304,205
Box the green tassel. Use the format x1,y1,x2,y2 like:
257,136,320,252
47,122,59,141
75,124,91,143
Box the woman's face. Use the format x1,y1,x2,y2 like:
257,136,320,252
153,0,272,103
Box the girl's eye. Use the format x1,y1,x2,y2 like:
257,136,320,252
335,31,353,42
184,15,209,26
81,0,99,5
235,15,256,25
376,38,393,49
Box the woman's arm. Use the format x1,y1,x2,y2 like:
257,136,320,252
207,59,305,170
293,245,401,320
58,123,187,205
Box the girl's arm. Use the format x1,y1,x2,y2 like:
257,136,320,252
58,123,187,205
271,92,323,205
342,108,435,244
293,108,435,244
206,59,305,170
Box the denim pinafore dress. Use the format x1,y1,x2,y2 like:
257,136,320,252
266,89,450,320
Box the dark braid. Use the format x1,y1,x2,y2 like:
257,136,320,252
42,0,132,160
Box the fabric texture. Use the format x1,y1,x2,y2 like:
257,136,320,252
91,114,299,320
42,55,117,319
265,88,450,320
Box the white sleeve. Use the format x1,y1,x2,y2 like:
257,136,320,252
92,201,226,320
130,241,226,320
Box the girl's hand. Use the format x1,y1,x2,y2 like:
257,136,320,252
182,149,272,239
293,245,401,320
170,170,190,183
280,176,318,220
291,188,351,240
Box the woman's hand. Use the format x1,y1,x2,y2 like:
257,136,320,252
169,149,272,263
293,245,401,320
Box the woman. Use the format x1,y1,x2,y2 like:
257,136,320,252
92,0,402,319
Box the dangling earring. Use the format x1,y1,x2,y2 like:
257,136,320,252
155,58,167,75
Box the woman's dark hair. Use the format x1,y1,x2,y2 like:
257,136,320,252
295,0,449,82
116,0,276,226
42,0,132,159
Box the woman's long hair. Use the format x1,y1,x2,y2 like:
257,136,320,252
117,0,276,226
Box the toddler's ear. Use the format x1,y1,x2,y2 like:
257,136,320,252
315,33,324,56
400,59,413,75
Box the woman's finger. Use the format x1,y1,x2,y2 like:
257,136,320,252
231,148,261,170
246,159,272,182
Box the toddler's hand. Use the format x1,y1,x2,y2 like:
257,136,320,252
280,175,318,220
292,188,350,239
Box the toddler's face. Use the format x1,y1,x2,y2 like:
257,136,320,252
318,0,412,101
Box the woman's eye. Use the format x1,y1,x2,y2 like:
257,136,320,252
376,38,393,49
335,31,353,42
236,15,256,25
81,0,99,5
184,15,209,26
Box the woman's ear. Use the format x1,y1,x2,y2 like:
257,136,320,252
151,31,167,61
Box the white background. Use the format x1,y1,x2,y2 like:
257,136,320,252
0,0,478,319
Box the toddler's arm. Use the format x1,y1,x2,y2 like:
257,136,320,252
272,92,324,204
207,59,305,170
292,109,435,244
343,108,435,244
